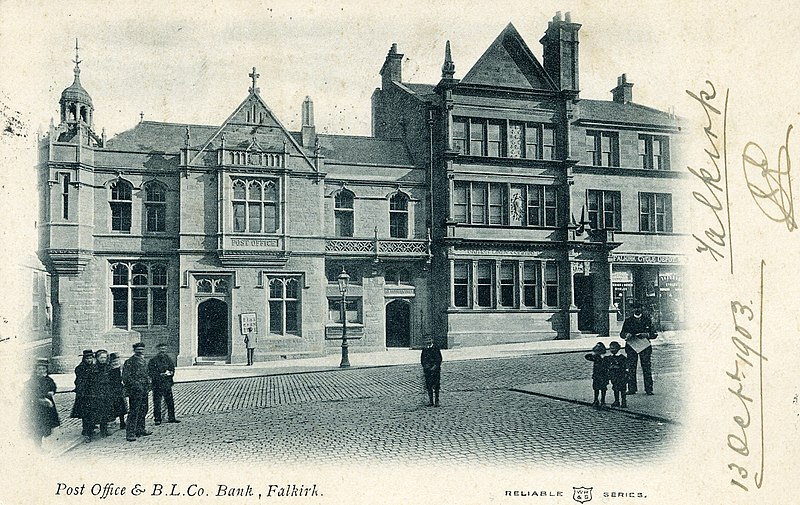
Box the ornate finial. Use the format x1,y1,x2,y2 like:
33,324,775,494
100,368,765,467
139,111,144,123
71,38,83,83
185,125,191,146
249,66,260,94
441,40,455,79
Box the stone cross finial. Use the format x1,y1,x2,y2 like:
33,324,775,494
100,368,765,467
249,67,260,94
139,111,144,123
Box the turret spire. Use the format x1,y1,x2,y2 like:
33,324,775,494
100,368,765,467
72,38,82,82
441,40,455,79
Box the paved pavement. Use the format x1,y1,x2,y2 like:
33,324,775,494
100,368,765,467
44,340,683,466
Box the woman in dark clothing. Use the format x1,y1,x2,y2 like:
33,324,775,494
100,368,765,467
109,352,127,429
26,359,60,446
70,349,95,441
89,350,115,436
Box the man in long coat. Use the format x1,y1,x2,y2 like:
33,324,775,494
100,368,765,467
122,342,152,441
421,339,443,407
620,302,657,395
70,349,95,441
148,343,179,424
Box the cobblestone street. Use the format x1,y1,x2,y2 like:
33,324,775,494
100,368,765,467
57,344,681,467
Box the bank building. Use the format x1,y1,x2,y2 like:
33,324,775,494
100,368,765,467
37,12,688,371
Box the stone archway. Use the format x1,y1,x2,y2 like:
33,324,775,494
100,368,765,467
197,298,229,357
385,299,411,348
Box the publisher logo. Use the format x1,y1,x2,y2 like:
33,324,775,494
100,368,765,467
572,487,593,504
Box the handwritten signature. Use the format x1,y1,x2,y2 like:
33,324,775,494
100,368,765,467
741,125,796,231
726,261,767,492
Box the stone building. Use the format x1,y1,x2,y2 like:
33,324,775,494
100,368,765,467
38,13,687,370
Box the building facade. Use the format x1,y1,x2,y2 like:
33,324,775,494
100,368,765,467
38,13,688,371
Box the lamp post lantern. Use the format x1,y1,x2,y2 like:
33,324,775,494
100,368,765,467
337,268,351,368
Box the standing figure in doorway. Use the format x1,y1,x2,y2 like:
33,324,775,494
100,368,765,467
70,349,95,442
421,338,442,407
122,342,152,441
148,343,180,425
621,302,657,395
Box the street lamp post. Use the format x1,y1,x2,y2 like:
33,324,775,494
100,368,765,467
337,268,351,368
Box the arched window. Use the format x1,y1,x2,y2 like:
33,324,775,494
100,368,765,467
389,193,409,238
232,178,278,233
334,190,354,237
109,180,132,232
144,182,166,232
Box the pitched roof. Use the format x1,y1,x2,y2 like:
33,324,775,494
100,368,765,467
105,121,217,152
316,134,413,166
576,100,679,128
460,23,556,91
396,82,438,102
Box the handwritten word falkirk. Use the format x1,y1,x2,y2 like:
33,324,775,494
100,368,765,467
686,81,731,268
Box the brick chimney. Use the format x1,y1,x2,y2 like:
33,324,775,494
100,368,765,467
380,43,403,89
611,74,634,104
301,96,316,148
540,11,581,94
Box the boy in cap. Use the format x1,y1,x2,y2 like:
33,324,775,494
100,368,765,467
122,342,152,441
420,337,443,407
606,341,628,408
584,342,608,407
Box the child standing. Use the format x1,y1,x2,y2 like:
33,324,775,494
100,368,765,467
606,341,628,408
584,342,608,407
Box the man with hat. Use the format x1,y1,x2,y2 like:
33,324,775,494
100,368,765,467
420,337,443,407
148,343,180,425
122,342,152,441
620,302,657,395
70,349,95,442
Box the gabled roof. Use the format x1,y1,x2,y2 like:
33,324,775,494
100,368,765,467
316,134,413,166
395,82,438,103
460,23,556,91
105,121,217,152
577,100,680,129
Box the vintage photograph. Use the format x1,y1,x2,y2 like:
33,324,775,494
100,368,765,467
1,1,797,504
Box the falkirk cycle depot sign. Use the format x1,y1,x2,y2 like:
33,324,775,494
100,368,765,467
610,253,688,265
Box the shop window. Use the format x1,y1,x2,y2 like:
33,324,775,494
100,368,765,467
587,190,622,230
639,135,670,170
231,178,278,233
586,131,619,167
109,180,132,232
453,261,470,308
334,190,355,237
639,192,673,232
389,193,409,238
144,182,167,233
268,277,300,335
110,261,167,329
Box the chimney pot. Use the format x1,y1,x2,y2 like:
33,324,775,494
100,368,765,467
565,11,571,22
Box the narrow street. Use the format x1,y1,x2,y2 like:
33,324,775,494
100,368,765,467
56,344,681,467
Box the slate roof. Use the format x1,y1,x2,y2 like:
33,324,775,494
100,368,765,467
316,134,413,166
105,121,218,152
398,82,438,102
576,100,679,128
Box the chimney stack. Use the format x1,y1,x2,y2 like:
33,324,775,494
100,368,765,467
540,11,581,94
611,74,634,104
380,43,404,90
301,96,316,148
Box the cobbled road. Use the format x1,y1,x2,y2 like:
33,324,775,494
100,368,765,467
57,344,681,467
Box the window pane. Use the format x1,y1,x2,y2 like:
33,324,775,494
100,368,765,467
269,279,283,299
542,126,555,160
233,181,246,200
248,181,261,200
132,264,148,285
470,121,484,155
112,288,127,327
335,211,354,237
471,183,486,224
269,301,282,333
528,186,542,226
526,124,540,159
248,203,262,232
285,279,298,299
233,203,246,232
452,119,467,153
264,203,277,233
151,265,167,285
335,191,353,209
285,301,299,333
112,264,128,285
264,182,277,201
453,182,468,223
477,261,492,307
544,262,558,307
487,123,501,157
453,261,470,308
132,288,148,325
390,213,408,238
146,183,166,202
488,183,504,225
152,288,167,325
500,262,514,307
523,261,538,307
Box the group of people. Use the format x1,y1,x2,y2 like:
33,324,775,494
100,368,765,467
585,303,657,408
70,342,180,443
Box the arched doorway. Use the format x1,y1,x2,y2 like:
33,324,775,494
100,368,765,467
386,300,410,348
197,298,229,357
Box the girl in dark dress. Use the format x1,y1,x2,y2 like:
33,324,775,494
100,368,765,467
27,359,60,446
109,352,127,429
70,349,95,441
89,350,115,436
